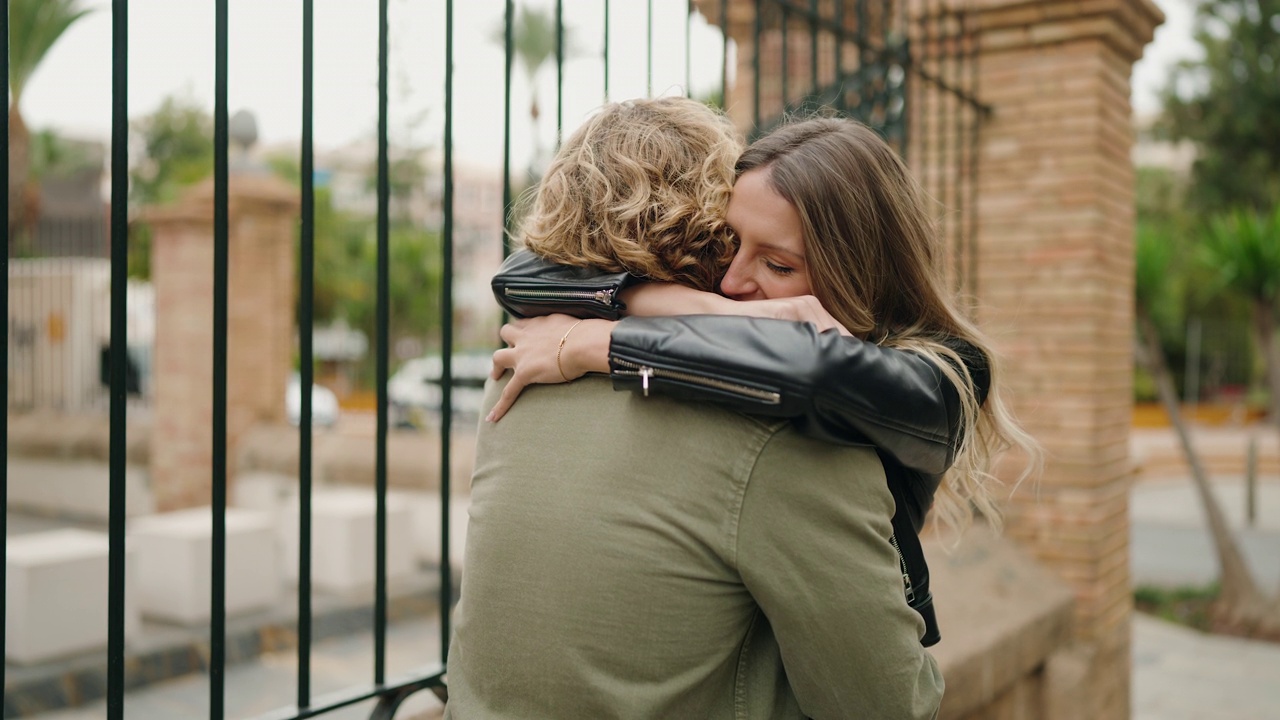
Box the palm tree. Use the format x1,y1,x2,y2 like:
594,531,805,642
490,3,573,172
1134,226,1280,635
8,0,92,244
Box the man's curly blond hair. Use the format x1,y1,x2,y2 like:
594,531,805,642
520,97,743,293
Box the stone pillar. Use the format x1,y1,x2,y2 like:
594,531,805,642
963,1,1161,718
147,174,298,511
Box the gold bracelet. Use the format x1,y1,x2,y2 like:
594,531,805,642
556,319,586,382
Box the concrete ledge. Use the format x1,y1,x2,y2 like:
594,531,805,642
6,458,155,520
5,413,150,465
236,423,475,493
5,413,476,495
927,526,1076,720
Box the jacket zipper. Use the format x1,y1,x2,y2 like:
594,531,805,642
612,359,782,404
504,287,616,306
888,534,917,604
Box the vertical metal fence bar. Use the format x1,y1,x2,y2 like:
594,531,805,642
752,0,761,129
0,0,13,710
835,0,843,108
603,0,610,102
2,0,10,710
212,0,231,716
555,0,563,147
780,5,789,109
936,9,947,282
440,0,456,666
645,0,653,96
856,0,866,119
685,1,692,98
720,0,728,105
503,0,514,256
809,0,818,97
374,0,390,688
686,0,696,97
297,0,316,709
107,1,129,717
955,12,966,292
900,0,911,163
919,0,932,219
966,5,980,304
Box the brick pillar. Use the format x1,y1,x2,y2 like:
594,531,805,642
965,1,1161,718
147,174,298,511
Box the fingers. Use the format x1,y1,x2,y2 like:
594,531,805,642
490,348,514,380
498,321,521,346
485,371,527,423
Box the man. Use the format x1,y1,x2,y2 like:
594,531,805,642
444,98,943,719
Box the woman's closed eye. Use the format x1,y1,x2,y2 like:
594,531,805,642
764,258,796,276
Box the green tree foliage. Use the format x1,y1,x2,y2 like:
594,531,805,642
268,154,443,386
1159,0,1280,212
125,95,216,279
1200,207,1280,425
130,95,215,205
7,0,93,240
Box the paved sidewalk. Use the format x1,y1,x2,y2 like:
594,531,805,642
27,616,445,720
1131,477,1280,587
1129,467,1280,719
1133,613,1280,720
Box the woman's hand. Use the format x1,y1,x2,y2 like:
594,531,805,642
732,296,852,335
487,315,614,422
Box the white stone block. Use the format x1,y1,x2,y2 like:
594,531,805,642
6,529,139,665
232,471,294,515
130,507,281,625
405,492,469,568
280,488,414,592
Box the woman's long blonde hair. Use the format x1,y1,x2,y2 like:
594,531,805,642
520,97,743,292
738,118,1041,534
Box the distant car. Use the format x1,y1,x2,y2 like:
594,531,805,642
388,352,491,428
286,373,341,428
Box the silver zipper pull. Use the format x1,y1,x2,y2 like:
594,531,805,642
640,366,653,397
595,288,615,305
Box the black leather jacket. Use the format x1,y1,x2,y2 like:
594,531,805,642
492,249,992,646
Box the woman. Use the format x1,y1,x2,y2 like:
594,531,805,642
491,113,1039,646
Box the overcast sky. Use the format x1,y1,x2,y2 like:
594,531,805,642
20,0,1197,172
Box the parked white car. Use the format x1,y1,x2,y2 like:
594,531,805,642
388,352,491,428
286,373,341,428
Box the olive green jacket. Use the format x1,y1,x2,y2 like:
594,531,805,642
445,376,942,720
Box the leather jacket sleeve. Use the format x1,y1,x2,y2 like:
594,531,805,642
489,250,992,478
492,249,637,320
609,315,989,478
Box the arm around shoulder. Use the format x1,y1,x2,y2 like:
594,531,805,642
609,315,977,476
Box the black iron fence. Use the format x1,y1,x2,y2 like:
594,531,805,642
2,1,983,718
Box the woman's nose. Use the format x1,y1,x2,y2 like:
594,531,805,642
719,258,757,299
